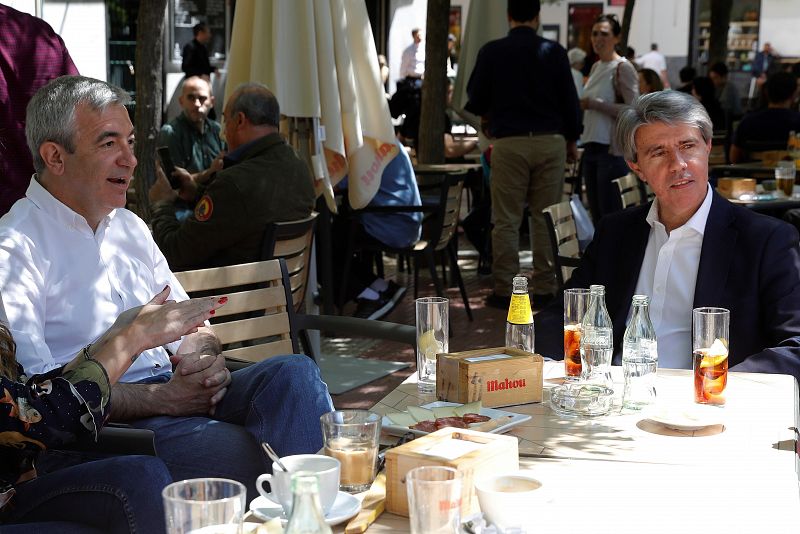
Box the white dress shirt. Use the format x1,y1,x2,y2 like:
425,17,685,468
399,42,425,79
632,185,713,368
636,50,667,73
0,178,190,382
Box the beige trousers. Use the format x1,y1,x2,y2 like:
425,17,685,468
490,134,566,296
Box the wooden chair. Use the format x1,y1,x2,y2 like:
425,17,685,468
542,201,582,289
175,258,416,365
613,173,645,210
261,213,317,313
339,173,473,320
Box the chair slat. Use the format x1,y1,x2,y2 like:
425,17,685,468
223,340,296,362
212,313,291,345
209,286,287,318
272,234,310,258
283,254,306,277
175,260,282,291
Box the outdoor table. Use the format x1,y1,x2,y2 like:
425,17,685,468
246,362,800,531
727,195,800,214
710,162,778,181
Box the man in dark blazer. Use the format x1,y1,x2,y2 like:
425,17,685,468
535,91,800,384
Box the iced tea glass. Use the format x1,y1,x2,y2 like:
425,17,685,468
775,163,796,197
564,288,590,380
692,307,730,406
320,410,381,493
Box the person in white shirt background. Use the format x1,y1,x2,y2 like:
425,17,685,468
568,47,586,99
399,27,425,81
637,43,670,89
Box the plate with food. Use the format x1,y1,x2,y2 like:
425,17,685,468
381,401,531,436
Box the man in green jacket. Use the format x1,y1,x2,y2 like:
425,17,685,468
150,83,315,271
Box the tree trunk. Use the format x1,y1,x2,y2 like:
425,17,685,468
620,0,636,50
417,0,449,165
133,0,168,221
709,0,733,67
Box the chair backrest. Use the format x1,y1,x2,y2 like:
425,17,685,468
542,200,581,288
433,173,465,251
613,173,645,210
261,213,318,312
174,259,299,363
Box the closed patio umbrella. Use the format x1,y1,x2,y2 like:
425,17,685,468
225,0,398,210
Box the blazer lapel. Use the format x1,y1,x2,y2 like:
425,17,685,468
610,209,651,339
694,192,737,307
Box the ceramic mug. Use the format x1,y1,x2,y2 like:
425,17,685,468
256,454,340,515
475,472,550,531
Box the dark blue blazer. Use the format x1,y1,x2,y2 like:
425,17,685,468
535,191,800,383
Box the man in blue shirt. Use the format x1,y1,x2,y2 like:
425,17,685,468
465,0,581,308
334,140,422,319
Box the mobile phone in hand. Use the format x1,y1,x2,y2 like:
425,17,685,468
156,146,181,189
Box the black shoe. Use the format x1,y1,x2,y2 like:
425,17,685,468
380,281,407,307
484,292,511,309
531,293,554,309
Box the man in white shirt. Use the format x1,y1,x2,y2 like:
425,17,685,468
0,76,333,501
637,43,670,89
399,28,425,81
535,91,800,383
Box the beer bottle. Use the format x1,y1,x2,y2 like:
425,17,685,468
505,276,534,352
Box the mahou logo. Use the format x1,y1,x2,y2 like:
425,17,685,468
486,378,527,392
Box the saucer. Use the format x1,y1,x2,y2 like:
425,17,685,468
249,491,361,526
646,405,724,431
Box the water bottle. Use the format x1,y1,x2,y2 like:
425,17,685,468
285,472,332,534
580,285,613,389
505,276,534,352
622,295,658,410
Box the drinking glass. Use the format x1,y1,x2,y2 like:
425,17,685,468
692,307,730,406
320,410,381,493
163,478,246,534
775,164,796,197
563,288,590,380
416,297,448,394
406,466,462,534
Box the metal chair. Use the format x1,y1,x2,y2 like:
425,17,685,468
339,173,473,320
613,173,646,210
542,200,583,289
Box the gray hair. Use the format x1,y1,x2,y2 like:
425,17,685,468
26,75,130,173
615,91,713,163
227,83,280,128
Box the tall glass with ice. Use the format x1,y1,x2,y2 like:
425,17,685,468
692,307,730,406
416,297,448,394
564,288,590,379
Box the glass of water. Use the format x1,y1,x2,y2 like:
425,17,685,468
163,478,246,534
415,297,448,394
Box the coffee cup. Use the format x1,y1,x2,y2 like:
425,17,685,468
475,472,549,531
256,454,340,515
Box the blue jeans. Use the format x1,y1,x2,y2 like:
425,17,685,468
3,455,171,533
128,355,333,503
582,142,632,222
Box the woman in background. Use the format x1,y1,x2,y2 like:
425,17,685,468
579,13,639,222
1,289,224,533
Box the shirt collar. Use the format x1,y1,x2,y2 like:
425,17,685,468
645,183,713,236
26,175,116,233
225,136,262,162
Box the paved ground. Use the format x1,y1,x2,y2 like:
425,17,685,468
327,240,536,409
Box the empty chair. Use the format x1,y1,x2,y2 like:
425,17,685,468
542,201,583,289
613,173,646,210
261,213,318,312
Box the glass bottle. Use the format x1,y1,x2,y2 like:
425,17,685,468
622,295,658,410
285,472,332,534
579,284,613,389
505,276,534,352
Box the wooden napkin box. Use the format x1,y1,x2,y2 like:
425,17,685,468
436,347,543,407
384,428,519,518
717,177,756,199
